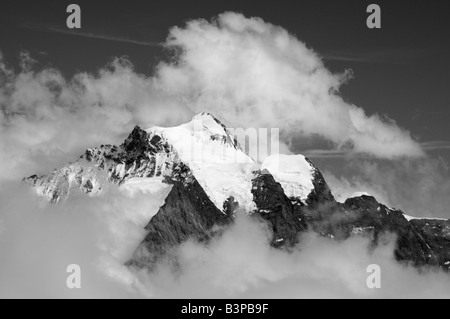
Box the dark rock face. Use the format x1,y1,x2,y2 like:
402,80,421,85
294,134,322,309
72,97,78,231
250,168,449,271
409,219,450,270
122,126,171,159
298,194,447,269
81,126,174,184
127,165,233,269
83,180,94,194
304,158,335,208
338,196,438,267
251,171,307,248
223,196,239,215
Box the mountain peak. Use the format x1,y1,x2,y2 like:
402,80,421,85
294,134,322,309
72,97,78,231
192,111,217,121
191,112,227,128
147,113,251,166
190,112,231,139
23,112,450,272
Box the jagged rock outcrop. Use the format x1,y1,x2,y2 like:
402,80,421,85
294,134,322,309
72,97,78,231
340,196,439,267
23,125,178,203
409,218,450,270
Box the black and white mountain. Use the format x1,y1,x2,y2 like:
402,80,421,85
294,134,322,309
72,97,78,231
24,113,450,271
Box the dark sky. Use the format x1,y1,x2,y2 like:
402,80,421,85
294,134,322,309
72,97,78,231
1,0,449,158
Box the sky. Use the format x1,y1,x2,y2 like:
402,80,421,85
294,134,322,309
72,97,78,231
0,0,449,155
1,0,450,298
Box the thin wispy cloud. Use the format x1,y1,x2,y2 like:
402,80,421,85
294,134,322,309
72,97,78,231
21,22,162,47
46,26,162,47
412,109,448,121
421,141,450,151
322,48,428,64
304,141,450,158
302,149,349,158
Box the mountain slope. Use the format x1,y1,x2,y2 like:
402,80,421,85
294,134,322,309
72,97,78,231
127,162,234,269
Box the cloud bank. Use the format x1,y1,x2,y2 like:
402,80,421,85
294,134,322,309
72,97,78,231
142,214,450,299
2,189,450,299
156,12,424,159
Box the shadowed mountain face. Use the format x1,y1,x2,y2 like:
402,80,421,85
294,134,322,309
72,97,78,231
126,163,234,269
251,171,308,249
24,113,450,272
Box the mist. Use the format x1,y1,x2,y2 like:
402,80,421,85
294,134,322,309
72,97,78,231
2,186,450,298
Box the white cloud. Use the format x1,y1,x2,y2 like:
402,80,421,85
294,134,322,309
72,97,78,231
0,181,169,298
156,12,424,159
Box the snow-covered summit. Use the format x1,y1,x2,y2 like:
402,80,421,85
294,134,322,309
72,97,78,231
24,113,319,212
145,113,257,211
147,112,253,165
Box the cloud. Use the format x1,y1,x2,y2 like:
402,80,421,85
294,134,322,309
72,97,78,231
322,47,429,64
46,26,162,47
1,179,450,298
156,12,424,159
302,149,349,159
0,180,171,298
19,21,162,47
421,141,450,151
